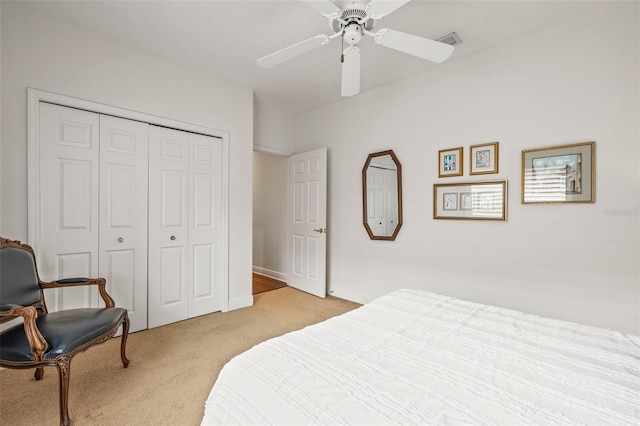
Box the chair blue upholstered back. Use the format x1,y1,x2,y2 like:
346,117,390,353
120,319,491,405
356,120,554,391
0,246,42,309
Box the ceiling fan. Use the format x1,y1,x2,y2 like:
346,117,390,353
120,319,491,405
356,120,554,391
256,0,455,97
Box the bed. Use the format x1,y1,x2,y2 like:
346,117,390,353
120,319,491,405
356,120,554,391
202,289,640,425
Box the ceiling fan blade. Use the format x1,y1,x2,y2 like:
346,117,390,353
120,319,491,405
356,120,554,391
372,28,454,63
299,0,341,19
341,46,360,97
366,0,411,20
257,34,331,68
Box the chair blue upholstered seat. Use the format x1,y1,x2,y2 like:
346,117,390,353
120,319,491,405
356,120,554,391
1,308,127,362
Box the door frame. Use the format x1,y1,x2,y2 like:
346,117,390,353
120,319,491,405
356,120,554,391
252,146,291,284
26,88,231,312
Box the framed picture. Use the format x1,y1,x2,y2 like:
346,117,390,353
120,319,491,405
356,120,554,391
438,147,463,177
521,142,595,204
470,142,499,175
433,181,507,221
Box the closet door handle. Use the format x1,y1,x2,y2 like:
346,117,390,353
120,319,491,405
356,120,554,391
170,235,176,241
117,237,124,243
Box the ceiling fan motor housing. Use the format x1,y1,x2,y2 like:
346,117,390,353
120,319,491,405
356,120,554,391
343,23,363,44
330,3,375,40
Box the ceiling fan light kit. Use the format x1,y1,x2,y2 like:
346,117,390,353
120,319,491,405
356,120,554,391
257,0,455,97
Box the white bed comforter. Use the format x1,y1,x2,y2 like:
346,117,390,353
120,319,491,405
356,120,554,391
202,289,640,425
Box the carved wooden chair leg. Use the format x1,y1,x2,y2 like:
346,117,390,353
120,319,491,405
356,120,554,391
34,366,45,380
120,315,130,368
56,355,72,426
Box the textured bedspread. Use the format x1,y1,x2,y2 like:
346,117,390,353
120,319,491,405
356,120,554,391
202,289,640,425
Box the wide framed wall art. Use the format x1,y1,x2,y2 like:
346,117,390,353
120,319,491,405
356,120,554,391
438,147,463,177
470,142,499,175
433,180,507,221
521,142,595,204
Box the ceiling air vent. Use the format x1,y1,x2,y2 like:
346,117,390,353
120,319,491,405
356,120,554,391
436,32,463,46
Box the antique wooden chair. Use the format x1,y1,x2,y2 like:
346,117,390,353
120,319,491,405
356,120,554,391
0,237,130,426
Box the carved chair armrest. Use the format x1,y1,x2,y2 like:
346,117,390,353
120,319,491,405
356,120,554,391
40,277,115,308
0,305,50,362
0,304,22,323
1,304,21,316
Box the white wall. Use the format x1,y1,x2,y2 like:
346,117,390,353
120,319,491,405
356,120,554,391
253,152,288,281
296,3,640,334
253,96,296,154
0,3,254,308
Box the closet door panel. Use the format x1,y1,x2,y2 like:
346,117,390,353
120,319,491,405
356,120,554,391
160,246,186,303
55,252,95,309
188,134,223,317
192,243,213,299
39,103,100,311
102,249,135,326
99,115,149,332
148,126,189,328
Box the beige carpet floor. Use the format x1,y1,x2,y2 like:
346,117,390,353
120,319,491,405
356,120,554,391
0,287,361,426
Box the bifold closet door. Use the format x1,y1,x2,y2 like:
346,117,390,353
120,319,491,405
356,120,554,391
38,103,222,331
38,103,149,332
188,133,223,318
39,103,100,311
99,115,149,332
148,127,190,327
148,126,223,328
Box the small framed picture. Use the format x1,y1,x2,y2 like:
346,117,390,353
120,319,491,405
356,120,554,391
443,193,458,210
521,141,595,204
438,147,463,177
433,181,507,221
470,142,499,175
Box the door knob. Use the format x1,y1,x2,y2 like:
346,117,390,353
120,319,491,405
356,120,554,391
313,228,327,234
117,237,124,243
170,235,176,240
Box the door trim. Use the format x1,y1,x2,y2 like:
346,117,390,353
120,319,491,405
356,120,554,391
27,88,230,312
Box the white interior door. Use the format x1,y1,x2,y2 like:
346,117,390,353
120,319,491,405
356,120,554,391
39,103,100,311
148,126,189,328
99,114,149,332
188,133,223,317
287,148,327,298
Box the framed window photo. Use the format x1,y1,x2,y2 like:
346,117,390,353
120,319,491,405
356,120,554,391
433,181,507,221
438,147,463,177
470,142,499,175
521,142,595,204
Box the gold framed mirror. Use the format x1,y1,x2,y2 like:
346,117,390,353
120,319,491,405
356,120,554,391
362,150,403,241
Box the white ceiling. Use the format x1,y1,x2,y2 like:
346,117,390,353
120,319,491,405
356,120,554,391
22,0,599,112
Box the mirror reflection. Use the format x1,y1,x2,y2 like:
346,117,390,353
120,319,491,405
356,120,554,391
362,150,403,240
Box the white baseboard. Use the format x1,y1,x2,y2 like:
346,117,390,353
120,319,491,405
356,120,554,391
252,266,287,283
327,287,374,305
